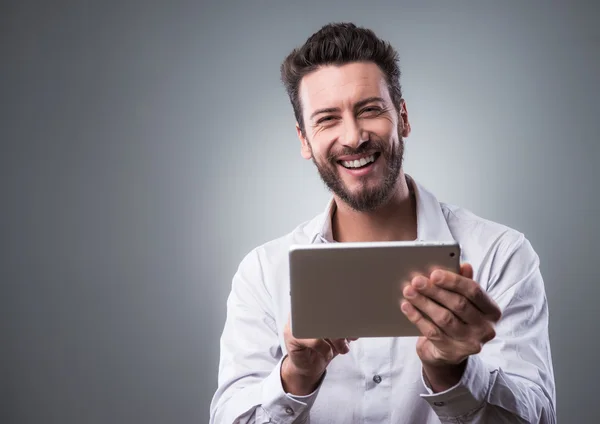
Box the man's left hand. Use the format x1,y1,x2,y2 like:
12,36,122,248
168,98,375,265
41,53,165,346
400,263,502,392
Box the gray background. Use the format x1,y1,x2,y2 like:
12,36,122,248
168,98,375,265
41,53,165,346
1,0,598,423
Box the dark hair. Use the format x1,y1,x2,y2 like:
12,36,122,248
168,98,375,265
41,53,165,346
280,22,403,135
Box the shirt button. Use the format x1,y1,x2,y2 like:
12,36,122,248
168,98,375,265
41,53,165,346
433,401,445,407
373,374,382,384
285,406,294,415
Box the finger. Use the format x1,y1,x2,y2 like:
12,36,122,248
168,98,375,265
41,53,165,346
403,284,468,338
400,300,445,341
481,322,497,344
326,338,350,355
411,275,481,325
323,339,339,356
460,263,473,280
303,338,335,361
429,269,502,321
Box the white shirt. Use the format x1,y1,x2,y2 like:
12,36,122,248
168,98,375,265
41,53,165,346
209,176,556,424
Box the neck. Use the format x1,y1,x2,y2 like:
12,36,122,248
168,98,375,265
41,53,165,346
332,172,418,243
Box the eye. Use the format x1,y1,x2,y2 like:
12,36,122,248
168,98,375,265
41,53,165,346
317,116,337,124
361,106,382,114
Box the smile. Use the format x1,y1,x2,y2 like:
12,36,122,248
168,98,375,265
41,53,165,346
339,153,380,169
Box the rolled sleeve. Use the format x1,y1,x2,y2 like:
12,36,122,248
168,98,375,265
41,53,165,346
420,355,495,420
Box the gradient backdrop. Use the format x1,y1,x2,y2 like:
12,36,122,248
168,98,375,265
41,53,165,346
1,1,599,423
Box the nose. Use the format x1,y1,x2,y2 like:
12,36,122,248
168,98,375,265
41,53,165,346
340,117,368,149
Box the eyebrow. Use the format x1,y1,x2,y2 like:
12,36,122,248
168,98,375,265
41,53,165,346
309,96,387,120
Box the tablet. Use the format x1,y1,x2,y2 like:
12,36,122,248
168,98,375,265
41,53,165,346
289,241,461,339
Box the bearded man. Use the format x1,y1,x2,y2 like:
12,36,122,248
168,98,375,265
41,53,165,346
210,22,556,424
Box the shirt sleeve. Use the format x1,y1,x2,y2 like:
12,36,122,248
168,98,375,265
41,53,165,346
420,234,557,423
209,249,323,424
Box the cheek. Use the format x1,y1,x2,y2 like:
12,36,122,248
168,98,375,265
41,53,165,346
310,134,336,160
363,118,395,138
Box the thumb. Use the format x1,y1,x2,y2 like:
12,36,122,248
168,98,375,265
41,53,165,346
460,263,473,279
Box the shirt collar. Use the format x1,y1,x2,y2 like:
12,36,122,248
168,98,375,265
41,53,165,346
307,175,455,244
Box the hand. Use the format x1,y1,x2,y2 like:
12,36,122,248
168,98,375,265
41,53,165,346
400,263,502,391
282,316,356,395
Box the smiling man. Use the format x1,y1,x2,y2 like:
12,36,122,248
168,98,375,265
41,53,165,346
209,23,556,423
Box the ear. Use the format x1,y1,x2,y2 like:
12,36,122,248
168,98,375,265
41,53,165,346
296,123,313,160
399,99,411,137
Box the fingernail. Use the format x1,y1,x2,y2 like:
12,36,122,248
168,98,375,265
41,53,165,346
401,301,410,313
404,286,416,298
413,277,427,289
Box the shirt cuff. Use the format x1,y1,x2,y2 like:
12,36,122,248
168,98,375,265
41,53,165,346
420,355,495,419
260,356,323,423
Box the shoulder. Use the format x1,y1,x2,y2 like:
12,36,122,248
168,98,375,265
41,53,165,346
440,202,539,288
231,214,323,319
237,212,323,277
441,202,526,247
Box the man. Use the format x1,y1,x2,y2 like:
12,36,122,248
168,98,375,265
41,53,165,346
209,22,556,423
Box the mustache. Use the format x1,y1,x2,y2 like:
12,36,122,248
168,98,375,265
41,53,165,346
326,140,387,162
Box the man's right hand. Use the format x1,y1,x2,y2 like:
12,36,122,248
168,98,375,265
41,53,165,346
281,317,356,396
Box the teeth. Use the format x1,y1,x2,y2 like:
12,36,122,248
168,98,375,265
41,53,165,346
342,155,376,169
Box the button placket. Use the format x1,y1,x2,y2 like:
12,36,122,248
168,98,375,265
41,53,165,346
360,339,392,423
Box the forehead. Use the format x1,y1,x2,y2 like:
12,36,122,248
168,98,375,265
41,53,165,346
299,62,390,114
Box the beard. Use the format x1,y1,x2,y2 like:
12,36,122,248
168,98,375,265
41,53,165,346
311,135,404,212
